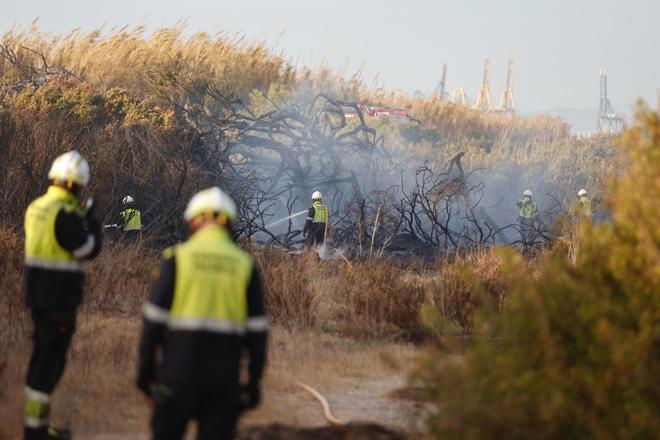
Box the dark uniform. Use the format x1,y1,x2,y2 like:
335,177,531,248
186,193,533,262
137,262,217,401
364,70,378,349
137,225,268,440
303,201,328,247
23,185,102,438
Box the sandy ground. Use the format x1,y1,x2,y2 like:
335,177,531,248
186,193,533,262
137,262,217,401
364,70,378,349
0,314,424,439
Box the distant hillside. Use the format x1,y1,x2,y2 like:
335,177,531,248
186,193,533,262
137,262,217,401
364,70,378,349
528,108,597,134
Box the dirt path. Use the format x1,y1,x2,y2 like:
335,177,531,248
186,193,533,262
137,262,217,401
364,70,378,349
78,374,417,439
1,320,422,439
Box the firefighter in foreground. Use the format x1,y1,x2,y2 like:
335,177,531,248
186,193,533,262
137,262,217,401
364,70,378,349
118,195,143,237
303,191,328,247
577,188,592,218
137,187,268,439
516,189,538,247
23,151,102,439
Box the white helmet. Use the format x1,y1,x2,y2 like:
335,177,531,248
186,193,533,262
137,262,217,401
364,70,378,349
122,195,134,205
184,187,237,222
523,189,533,197
577,189,587,197
48,150,90,186
312,191,322,200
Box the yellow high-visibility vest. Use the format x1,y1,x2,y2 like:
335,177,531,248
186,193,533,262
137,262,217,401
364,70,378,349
312,202,327,223
120,208,143,231
24,186,83,272
578,196,592,217
519,200,538,219
165,226,253,334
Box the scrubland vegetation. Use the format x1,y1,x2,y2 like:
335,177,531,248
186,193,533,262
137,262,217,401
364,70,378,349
0,26,657,438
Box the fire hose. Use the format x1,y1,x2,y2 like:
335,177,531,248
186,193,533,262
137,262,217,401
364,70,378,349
296,381,347,427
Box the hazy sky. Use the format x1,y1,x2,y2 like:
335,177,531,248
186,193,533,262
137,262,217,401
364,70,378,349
2,0,659,112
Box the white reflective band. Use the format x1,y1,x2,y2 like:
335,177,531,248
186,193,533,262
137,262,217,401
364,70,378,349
124,226,142,231
142,302,170,324
306,217,314,220
25,387,50,404
168,317,247,335
25,257,84,272
25,416,49,428
72,235,95,259
246,316,269,332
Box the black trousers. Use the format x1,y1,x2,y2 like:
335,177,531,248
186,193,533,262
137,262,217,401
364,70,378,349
519,217,535,245
151,384,240,440
122,230,142,241
26,308,77,393
305,223,325,247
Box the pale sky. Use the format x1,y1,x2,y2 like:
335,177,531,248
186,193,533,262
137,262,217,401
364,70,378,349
2,0,659,113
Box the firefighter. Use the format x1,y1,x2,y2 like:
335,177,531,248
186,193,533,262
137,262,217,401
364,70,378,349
516,189,538,247
23,150,102,439
137,187,268,440
118,195,143,238
302,191,328,247
577,189,592,218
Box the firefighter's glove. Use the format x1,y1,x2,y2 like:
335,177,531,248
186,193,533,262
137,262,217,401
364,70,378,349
83,196,96,219
136,368,154,397
240,382,261,412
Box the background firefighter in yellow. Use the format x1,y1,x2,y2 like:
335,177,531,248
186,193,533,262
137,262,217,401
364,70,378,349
303,191,328,247
118,195,143,238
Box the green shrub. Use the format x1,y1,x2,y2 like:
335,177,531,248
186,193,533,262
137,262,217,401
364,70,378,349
416,108,660,439
11,79,100,123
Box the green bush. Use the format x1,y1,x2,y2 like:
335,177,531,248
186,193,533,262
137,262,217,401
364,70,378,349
416,108,660,438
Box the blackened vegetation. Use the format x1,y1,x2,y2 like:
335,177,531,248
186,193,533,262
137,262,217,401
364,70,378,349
152,74,555,254
0,47,558,254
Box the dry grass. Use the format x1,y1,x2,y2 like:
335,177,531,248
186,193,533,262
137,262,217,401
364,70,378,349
257,249,508,340
0,231,502,437
2,26,294,98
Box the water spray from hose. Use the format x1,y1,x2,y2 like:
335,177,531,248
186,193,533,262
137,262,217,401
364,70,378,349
265,210,308,229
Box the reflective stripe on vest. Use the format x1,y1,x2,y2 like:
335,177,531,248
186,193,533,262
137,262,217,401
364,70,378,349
167,226,254,334
120,208,143,231
24,186,83,272
519,200,537,218
312,202,327,223
143,301,268,333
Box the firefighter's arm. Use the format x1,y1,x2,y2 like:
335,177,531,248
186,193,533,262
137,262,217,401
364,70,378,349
54,209,103,260
137,255,175,396
243,265,268,409
303,207,315,235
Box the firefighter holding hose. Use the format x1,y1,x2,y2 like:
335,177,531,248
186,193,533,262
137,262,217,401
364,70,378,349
303,191,328,248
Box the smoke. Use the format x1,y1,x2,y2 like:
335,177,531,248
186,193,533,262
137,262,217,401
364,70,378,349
179,78,597,251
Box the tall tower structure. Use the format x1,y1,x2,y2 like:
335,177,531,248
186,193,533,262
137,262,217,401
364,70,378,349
450,86,467,106
498,59,516,115
596,68,622,134
434,64,448,99
474,59,492,111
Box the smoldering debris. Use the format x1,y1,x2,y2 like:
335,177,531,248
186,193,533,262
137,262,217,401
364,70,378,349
150,76,572,255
